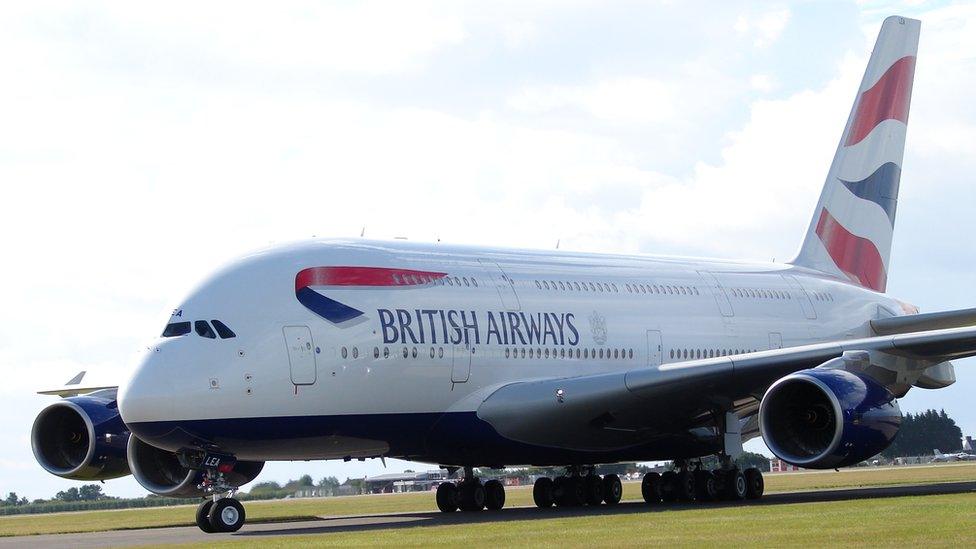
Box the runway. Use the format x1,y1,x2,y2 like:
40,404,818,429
5,481,976,548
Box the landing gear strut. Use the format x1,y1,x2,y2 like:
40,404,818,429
192,457,246,533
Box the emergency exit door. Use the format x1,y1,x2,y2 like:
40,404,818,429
283,325,317,385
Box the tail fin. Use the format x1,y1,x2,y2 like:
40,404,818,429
791,16,920,293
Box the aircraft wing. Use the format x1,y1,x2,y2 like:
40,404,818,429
476,325,976,452
36,370,118,397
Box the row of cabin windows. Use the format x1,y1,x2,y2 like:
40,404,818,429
730,288,791,300
506,347,634,360
812,291,834,302
533,279,699,297
161,320,236,339
342,346,634,361
670,347,758,360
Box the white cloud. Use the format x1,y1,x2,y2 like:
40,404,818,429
507,77,678,124
735,7,792,48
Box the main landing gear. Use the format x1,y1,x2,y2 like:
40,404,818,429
194,462,246,533
531,466,623,508
436,466,508,513
640,459,764,505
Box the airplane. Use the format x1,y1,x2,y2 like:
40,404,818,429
28,15,976,534
931,449,976,462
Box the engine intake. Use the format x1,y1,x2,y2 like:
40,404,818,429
31,391,130,480
127,436,263,497
759,368,900,469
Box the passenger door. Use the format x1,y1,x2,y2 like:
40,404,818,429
451,344,473,384
646,330,663,367
283,325,317,385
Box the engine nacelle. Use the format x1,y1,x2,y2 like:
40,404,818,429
127,436,264,497
759,368,901,469
31,391,130,480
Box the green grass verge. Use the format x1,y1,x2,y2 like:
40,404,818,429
1,463,974,537
165,491,976,548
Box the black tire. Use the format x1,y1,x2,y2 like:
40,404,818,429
724,469,747,500
694,470,718,502
196,500,215,533
533,477,554,508
641,472,661,504
603,474,622,505
208,498,245,533
583,474,604,506
436,482,459,513
556,476,585,507
459,481,486,512
675,471,696,502
660,471,678,502
484,479,506,511
745,468,764,499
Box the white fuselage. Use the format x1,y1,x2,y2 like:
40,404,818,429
118,238,908,462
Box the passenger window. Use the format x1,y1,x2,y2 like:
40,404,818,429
374,347,380,359
384,347,390,358
463,277,469,287
194,320,216,339
162,321,191,337
536,280,542,289
573,282,581,291
341,347,348,359
211,320,236,339
353,347,359,359
543,281,551,290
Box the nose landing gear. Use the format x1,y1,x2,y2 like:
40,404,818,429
192,456,246,533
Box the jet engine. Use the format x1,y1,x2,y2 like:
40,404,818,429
127,436,264,497
31,390,131,481
759,368,901,469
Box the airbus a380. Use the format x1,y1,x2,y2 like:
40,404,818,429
30,16,976,533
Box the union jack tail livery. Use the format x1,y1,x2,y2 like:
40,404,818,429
792,16,919,293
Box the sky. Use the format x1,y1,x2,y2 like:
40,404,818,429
1,0,975,500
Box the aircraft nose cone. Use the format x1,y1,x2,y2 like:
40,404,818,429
118,347,176,429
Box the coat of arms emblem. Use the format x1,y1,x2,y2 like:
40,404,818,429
589,311,607,345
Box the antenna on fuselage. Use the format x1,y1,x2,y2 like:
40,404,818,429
556,239,560,249
360,225,366,237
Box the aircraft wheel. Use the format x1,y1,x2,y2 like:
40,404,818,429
533,477,554,508
583,473,604,505
660,471,678,502
436,482,459,512
724,469,747,501
459,480,486,512
556,476,585,506
745,468,764,499
208,498,245,533
195,499,215,533
641,472,661,504
695,470,718,502
675,471,696,501
484,479,506,510
603,474,622,505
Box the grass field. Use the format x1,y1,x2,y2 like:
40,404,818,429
172,492,976,548
1,462,974,538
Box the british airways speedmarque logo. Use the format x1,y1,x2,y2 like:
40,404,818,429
295,266,447,324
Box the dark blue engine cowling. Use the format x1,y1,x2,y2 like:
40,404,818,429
758,368,901,469
31,390,131,480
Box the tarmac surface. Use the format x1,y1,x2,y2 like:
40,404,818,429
4,481,976,548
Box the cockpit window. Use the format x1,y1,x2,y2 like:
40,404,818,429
211,320,236,339
162,321,191,337
195,320,216,339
